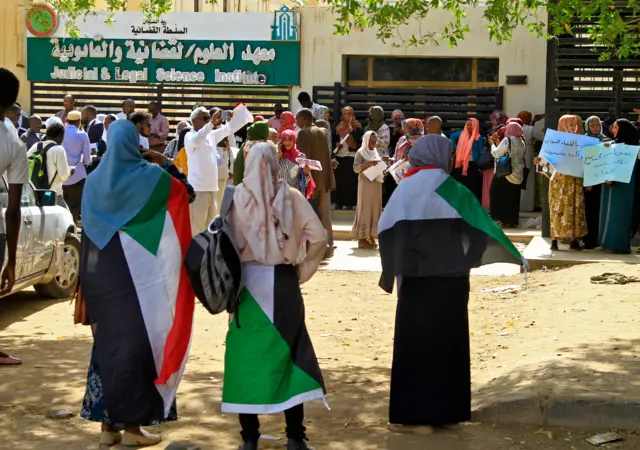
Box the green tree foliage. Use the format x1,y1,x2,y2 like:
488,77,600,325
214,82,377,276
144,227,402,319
49,0,640,59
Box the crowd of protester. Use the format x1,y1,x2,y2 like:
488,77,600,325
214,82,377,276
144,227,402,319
3,62,640,450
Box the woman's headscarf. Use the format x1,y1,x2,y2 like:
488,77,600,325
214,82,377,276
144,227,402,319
313,105,329,121
395,118,425,160
278,111,296,138
517,111,533,126
585,116,606,140
316,119,330,131
233,142,292,265
280,130,303,163
268,128,278,144
505,122,524,138
408,135,453,171
506,118,524,127
391,109,405,121
603,117,616,138
358,131,380,162
574,115,585,134
614,118,640,145
177,126,191,151
254,115,265,122
366,106,385,133
491,110,508,126
558,115,577,134
81,120,164,250
455,118,480,176
405,118,424,138
247,121,270,141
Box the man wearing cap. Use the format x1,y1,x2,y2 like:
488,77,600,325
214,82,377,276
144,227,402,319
62,110,91,224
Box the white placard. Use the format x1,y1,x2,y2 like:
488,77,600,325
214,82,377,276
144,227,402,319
363,160,387,182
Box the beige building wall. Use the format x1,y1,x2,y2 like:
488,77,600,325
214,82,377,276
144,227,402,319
2,1,546,116
1,0,30,111
294,7,547,118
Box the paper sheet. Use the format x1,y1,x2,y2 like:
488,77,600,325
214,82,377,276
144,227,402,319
363,160,387,182
388,159,411,184
333,134,350,154
230,103,254,129
295,158,322,171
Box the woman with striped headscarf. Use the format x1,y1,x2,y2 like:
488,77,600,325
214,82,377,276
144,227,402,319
482,110,509,209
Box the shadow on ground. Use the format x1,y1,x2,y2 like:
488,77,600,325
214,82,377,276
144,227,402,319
474,338,640,403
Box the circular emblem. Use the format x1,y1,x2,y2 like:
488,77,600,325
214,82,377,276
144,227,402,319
26,3,58,38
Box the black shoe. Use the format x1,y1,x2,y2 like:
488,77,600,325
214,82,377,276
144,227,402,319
238,442,258,450
569,240,584,251
286,440,314,450
550,240,559,251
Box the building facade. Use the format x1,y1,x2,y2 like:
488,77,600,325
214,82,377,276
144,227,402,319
3,1,547,122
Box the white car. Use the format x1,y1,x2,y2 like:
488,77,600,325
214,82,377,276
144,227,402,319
1,179,80,298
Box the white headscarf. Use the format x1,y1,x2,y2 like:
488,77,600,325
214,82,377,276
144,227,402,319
358,130,380,162
233,142,293,265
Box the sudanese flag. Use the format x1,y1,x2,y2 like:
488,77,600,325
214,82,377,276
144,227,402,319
80,170,194,425
378,168,527,293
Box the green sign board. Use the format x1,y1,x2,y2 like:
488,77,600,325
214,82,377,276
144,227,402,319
27,38,300,86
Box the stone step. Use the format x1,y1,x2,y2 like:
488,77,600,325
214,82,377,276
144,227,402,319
523,236,640,270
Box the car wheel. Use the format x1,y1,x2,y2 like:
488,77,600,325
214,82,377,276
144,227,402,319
35,234,81,299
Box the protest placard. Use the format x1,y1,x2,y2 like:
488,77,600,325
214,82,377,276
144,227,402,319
539,129,599,177
388,159,410,184
582,143,640,186
295,158,322,171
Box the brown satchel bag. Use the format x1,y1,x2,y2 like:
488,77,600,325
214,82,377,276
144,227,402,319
73,280,89,326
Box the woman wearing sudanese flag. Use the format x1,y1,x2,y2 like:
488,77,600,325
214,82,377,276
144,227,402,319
378,134,527,434
78,120,195,447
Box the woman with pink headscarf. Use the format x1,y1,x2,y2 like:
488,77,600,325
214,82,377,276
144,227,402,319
277,111,296,139
450,118,485,201
489,122,527,227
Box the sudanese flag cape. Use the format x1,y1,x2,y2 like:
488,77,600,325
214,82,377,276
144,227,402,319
80,171,195,425
222,264,326,414
378,168,527,293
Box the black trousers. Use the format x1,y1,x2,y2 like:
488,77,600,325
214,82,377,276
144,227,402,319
239,404,305,443
63,179,85,223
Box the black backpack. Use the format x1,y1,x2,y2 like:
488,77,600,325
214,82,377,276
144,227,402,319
184,186,244,322
28,142,57,190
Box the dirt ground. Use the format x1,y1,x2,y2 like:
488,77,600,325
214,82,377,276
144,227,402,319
1,263,640,449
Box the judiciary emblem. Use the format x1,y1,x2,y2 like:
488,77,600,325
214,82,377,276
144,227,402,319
272,6,298,41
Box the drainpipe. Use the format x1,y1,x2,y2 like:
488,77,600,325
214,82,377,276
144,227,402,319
194,0,199,12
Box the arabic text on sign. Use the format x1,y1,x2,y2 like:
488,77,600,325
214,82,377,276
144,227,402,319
50,38,274,66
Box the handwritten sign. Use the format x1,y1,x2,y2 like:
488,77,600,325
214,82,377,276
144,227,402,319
539,129,599,178
582,143,640,186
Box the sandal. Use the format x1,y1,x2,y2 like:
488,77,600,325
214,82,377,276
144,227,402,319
0,352,21,366
550,240,559,251
358,239,373,249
